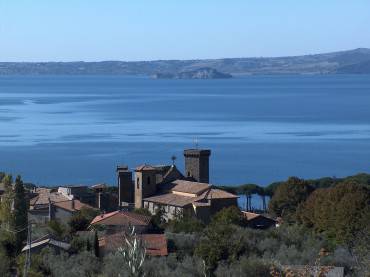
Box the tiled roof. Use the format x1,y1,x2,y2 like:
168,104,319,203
22,237,70,252
100,233,168,256
135,165,156,171
90,211,151,226
197,188,239,200
161,165,184,184
53,199,94,212
242,211,261,221
284,266,344,277
242,211,276,222
30,191,70,206
160,180,211,195
144,193,195,207
145,185,238,207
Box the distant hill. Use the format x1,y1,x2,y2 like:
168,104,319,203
1,48,370,76
152,67,232,79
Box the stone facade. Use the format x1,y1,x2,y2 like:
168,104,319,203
183,149,211,183
135,166,157,209
117,165,134,206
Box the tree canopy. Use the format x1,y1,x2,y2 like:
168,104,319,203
268,177,314,222
297,182,370,245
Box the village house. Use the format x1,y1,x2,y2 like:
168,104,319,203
21,234,71,254
117,148,238,222
99,232,168,257
89,210,152,234
28,187,95,224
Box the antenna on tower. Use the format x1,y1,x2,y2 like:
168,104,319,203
171,155,177,165
193,137,199,149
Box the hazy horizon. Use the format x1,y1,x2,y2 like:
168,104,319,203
1,1,369,62
1,47,369,63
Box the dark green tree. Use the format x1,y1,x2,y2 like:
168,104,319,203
93,231,99,258
297,182,370,245
13,175,28,252
47,220,66,239
268,177,313,222
0,175,13,226
211,206,244,227
69,212,90,233
86,238,91,251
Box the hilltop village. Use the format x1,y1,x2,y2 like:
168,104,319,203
0,148,369,276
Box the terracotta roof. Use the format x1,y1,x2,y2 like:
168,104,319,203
90,211,151,227
284,266,344,277
145,186,237,207
242,211,276,223
53,199,94,212
242,211,261,221
197,188,239,200
135,165,156,171
100,233,168,256
163,180,211,195
144,193,195,207
30,191,70,206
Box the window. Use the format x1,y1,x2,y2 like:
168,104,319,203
187,171,191,177
136,178,140,189
147,176,151,185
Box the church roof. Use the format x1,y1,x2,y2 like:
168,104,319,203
161,165,184,184
144,181,238,207
144,193,195,207
172,180,210,195
135,165,157,171
196,188,239,200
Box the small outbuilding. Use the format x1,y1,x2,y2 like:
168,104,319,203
21,235,71,254
242,211,277,229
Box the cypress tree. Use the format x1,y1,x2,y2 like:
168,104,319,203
0,175,13,226
86,238,91,251
93,231,99,258
13,175,28,252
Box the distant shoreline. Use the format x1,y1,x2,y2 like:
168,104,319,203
1,48,370,75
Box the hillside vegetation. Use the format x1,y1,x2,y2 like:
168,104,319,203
1,48,370,75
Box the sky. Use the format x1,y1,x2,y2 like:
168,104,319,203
0,0,369,62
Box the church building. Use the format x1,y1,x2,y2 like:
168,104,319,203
117,149,238,222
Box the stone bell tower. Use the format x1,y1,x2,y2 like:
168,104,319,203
134,165,157,209
184,149,211,183
117,165,134,207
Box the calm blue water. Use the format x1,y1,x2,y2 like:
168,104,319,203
0,75,370,187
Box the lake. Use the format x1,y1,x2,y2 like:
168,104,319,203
1,75,370,189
